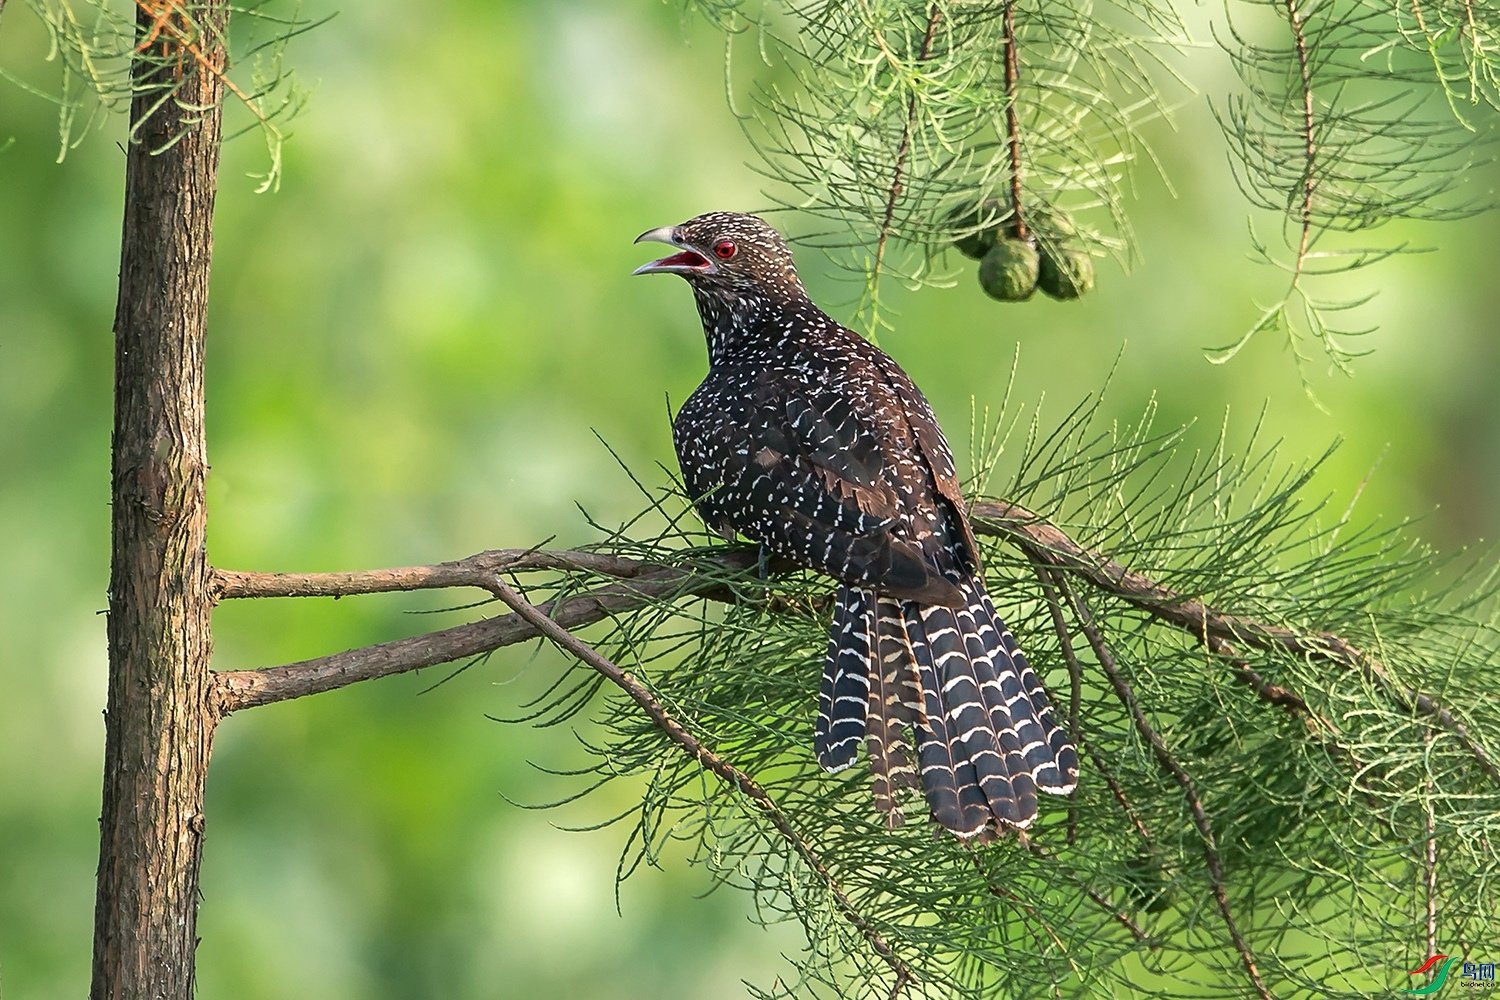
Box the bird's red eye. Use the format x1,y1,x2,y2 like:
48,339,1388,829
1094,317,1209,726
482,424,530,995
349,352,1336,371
713,240,737,259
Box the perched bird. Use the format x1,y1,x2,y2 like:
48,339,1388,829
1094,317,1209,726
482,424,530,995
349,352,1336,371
634,212,1078,839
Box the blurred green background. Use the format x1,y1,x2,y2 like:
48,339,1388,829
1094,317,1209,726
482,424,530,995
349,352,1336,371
2,2,1497,997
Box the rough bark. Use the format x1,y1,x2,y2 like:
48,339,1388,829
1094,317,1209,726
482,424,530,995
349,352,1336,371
91,6,228,998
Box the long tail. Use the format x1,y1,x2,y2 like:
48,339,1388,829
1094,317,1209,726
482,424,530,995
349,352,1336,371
815,580,1078,838
814,586,873,772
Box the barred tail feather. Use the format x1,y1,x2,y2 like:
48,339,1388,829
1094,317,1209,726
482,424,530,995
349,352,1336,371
815,576,1077,838
902,575,1077,837
867,601,922,828
906,601,1014,835
978,590,1079,794
815,585,873,772
905,638,987,837
951,594,1039,827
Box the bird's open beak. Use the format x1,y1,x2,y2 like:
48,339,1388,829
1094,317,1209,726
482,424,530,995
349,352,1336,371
633,225,715,276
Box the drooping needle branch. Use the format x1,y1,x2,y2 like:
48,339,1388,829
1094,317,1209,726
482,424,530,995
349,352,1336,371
209,499,1498,790
479,573,916,996
1046,571,1272,1000
872,3,944,285
972,500,1500,789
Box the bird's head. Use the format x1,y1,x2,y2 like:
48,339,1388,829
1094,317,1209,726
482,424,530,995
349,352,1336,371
632,212,805,303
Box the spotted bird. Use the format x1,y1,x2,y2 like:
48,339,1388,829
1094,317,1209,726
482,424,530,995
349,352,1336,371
634,212,1078,839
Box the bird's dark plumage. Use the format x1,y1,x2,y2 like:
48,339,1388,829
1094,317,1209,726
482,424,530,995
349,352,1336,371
635,211,1078,838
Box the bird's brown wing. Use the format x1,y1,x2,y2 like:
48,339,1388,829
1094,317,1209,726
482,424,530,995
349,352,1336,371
693,378,963,605
867,352,983,572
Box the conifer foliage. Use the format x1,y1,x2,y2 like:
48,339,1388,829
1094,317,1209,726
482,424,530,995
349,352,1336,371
6,1,1499,998
536,387,1500,998
687,0,1496,378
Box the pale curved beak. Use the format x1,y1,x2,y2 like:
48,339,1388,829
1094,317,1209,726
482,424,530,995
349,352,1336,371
634,226,679,247
632,225,715,276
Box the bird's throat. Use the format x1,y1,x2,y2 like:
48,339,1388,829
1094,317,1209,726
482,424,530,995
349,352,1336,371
691,283,816,367
691,285,768,367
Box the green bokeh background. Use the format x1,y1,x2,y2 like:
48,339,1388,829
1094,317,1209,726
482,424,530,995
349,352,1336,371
2,3,1497,997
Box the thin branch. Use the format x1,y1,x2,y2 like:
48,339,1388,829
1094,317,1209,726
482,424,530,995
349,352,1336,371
480,573,917,996
972,500,1500,789
1224,652,1312,717
1083,739,1154,845
1034,561,1155,845
212,499,1499,790
212,549,652,600
1424,728,1438,960
1286,0,1317,288
966,853,1068,999
873,4,943,282
1034,564,1084,843
211,566,707,713
1055,575,1273,1000
1003,1,1027,239
1026,841,1157,946
1046,559,1394,834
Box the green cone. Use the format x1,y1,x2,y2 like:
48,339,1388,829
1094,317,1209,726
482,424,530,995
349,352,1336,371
1038,246,1095,300
978,238,1040,301
950,197,1004,260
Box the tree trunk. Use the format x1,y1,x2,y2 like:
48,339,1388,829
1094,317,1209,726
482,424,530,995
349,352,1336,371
92,6,227,998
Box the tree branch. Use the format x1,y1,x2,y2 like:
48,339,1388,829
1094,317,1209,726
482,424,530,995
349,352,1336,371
479,573,917,996
1033,564,1084,844
872,3,943,282
1002,0,1027,240
1034,562,1154,846
972,500,1500,789
211,564,723,713
1052,575,1272,1000
966,852,1068,999
1000,839,1156,946
212,549,654,600
1286,0,1317,288
210,499,1497,791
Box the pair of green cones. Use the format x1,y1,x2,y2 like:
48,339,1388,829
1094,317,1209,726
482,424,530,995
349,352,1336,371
952,199,1097,301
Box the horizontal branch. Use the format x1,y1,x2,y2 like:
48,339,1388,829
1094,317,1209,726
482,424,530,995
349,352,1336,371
212,565,700,713
971,501,1500,788
209,501,1498,790
212,549,652,600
